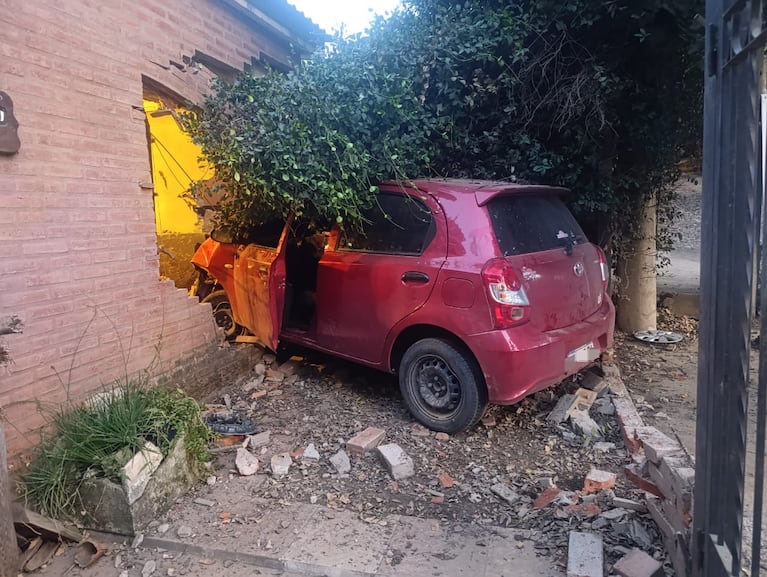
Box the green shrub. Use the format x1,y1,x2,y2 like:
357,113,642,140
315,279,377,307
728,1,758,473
21,382,212,519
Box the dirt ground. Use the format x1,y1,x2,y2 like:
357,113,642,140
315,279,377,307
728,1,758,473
200,346,644,543
34,341,673,577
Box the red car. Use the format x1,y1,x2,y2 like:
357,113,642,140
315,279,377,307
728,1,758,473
192,179,615,432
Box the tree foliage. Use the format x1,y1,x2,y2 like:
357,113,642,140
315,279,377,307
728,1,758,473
185,0,703,250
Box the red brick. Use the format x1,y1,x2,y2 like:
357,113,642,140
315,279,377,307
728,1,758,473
347,427,386,455
624,464,664,498
560,503,601,518
613,548,663,577
583,468,617,494
438,470,455,489
534,487,561,508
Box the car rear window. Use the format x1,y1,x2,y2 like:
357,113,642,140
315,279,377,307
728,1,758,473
488,195,586,256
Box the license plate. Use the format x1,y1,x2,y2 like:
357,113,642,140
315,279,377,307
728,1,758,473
567,342,599,363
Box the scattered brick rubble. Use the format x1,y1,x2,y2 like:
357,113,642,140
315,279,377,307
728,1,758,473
198,348,674,575
610,364,695,577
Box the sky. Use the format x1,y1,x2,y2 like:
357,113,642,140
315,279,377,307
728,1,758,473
288,0,402,35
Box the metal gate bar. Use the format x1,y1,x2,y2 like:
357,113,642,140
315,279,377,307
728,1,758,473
695,1,765,576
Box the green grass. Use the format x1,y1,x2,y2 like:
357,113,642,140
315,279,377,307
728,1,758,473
21,382,212,519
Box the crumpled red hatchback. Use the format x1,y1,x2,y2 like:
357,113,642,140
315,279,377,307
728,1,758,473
192,178,615,432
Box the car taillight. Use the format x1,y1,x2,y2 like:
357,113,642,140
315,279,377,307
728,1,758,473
597,247,610,291
481,258,530,329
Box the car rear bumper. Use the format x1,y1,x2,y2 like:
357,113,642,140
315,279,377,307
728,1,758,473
467,297,615,404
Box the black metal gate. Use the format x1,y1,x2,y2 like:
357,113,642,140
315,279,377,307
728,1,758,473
695,1,767,575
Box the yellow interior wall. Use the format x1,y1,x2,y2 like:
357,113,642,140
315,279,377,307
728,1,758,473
144,99,213,234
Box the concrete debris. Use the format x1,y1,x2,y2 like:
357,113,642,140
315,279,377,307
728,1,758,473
248,431,271,448
635,426,684,463
614,520,653,549
599,507,627,521
613,548,664,577
376,443,415,480
271,453,292,476
131,533,144,549
122,441,164,506
156,524,169,535
535,477,555,490
241,375,264,393
567,531,603,577
490,483,521,505
176,526,192,538
435,432,450,441
302,443,320,461
141,560,156,577
481,413,497,427
193,498,215,507
593,397,615,415
547,394,576,424
612,497,646,512
329,449,351,474
235,447,259,476
579,370,604,391
570,410,602,438
593,442,616,453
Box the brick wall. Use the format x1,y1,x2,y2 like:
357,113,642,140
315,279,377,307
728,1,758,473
0,0,303,459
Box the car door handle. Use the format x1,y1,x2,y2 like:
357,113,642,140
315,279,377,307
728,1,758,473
401,271,429,284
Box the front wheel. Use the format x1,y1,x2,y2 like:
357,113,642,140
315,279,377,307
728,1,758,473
399,338,488,433
202,290,243,340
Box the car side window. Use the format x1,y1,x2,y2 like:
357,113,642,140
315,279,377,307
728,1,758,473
243,218,286,249
339,193,435,255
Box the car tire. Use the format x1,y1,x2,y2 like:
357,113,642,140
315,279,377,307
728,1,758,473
399,338,488,433
202,290,243,340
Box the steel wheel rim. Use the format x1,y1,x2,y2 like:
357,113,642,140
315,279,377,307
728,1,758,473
409,354,462,419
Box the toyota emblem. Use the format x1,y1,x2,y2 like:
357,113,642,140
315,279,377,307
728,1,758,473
573,262,584,277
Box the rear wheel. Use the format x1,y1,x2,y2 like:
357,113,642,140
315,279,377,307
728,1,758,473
202,290,243,340
399,338,488,433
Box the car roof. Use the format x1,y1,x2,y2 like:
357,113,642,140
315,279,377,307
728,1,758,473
379,178,569,206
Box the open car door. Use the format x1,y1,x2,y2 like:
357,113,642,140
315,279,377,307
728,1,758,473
231,217,291,351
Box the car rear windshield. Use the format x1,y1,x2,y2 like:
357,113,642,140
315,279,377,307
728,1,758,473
488,195,586,256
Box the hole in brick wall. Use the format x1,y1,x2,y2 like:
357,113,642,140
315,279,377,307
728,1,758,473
142,79,215,291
